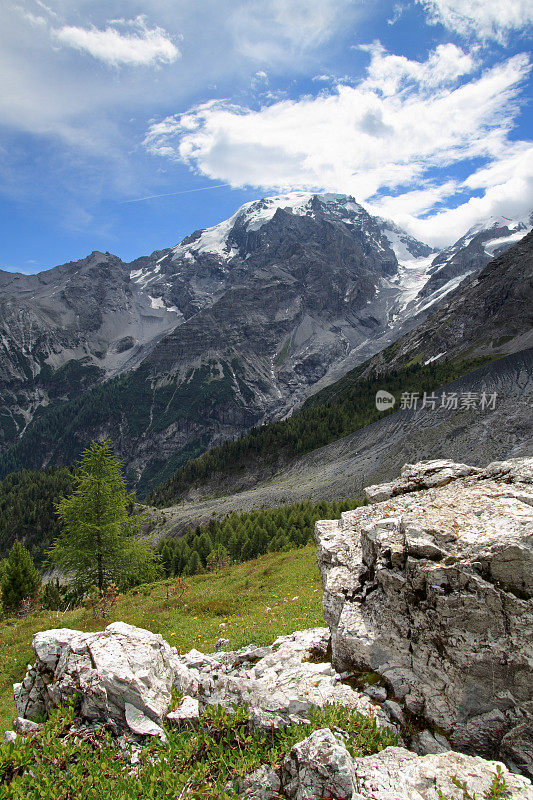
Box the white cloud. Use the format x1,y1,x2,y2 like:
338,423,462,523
418,0,533,43
144,45,531,243
54,16,180,67
359,41,476,95
401,142,533,245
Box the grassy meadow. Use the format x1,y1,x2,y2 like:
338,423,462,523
0,543,325,733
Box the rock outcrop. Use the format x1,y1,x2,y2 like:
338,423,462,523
14,625,379,737
13,622,177,738
315,457,533,775
282,728,357,800
349,746,533,800
172,628,378,726
238,737,533,800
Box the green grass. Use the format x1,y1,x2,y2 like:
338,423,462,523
0,544,325,733
0,702,399,799
0,544,401,798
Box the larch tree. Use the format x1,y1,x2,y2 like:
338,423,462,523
48,440,160,593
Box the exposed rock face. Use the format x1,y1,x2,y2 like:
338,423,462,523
234,764,281,800
166,696,200,725
171,628,378,726
315,457,533,774
0,250,176,454
14,622,177,734
419,213,532,300
14,625,381,738
282,728,357,800
366,228,533,374
239,739,533,800
350,746,533,800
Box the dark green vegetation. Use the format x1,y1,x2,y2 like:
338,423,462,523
0,702,399,799
49,441,160,593
150,356,494,506
0,467,75,564
1,542,40,614
0,357,246,497
156,498,364,576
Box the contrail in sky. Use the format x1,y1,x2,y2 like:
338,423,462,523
121,184,232,203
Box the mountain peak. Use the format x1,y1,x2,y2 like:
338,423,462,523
170,192,375,260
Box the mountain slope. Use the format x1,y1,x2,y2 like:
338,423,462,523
364,228,533,374
147,347,533,540
420,213,533,299
0,194,529,491
0,250,177,450
148,229,533,506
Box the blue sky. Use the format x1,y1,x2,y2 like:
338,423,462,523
0,0,532,273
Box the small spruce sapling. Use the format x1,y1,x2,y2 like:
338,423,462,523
1,540,41,614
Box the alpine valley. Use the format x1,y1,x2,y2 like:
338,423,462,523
0,192,531,495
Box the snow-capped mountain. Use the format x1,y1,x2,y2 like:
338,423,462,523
0,193,529,492
128,193,435,317
418,213,533,300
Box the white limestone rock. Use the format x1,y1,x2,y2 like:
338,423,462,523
234,764,281,799
14,717,42,734
315,457,533,771
351,746,533,799
14,622,178,735
124,703,166,741
364,459,480,503
172,628,378,727
166,696,200,725
281,728,357,800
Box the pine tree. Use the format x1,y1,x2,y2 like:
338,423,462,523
1,541,41,613
48,440,160,592
186,550,201,576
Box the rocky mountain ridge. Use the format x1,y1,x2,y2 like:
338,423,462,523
363,228,533,375
0,193,529,490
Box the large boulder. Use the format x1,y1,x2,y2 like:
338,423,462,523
281,728,357,800
14,622,177,736
350,746,533,799
315,458,533,772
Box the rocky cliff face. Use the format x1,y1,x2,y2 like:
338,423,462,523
315,457,533,776
0,250,177,451
365,229,533,376
0,194,529,490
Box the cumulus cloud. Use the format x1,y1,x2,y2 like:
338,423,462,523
143,44,531,243
54,16,180,67
390,142,533,246
417,0,533,43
